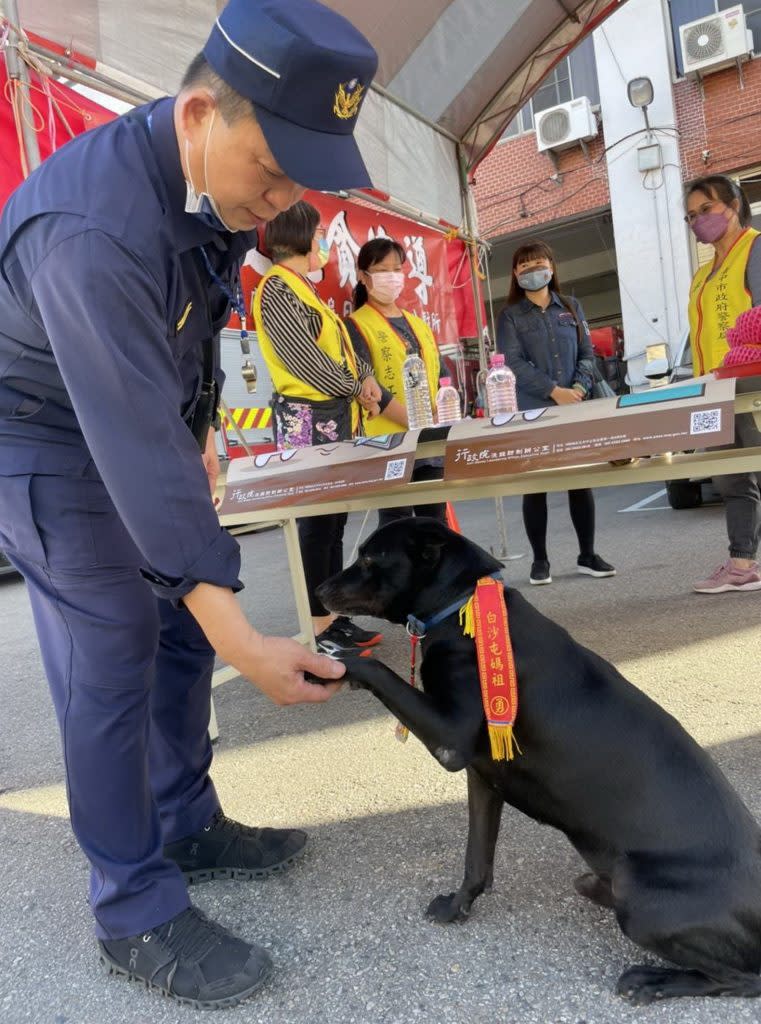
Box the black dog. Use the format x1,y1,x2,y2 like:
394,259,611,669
316,518,761,1005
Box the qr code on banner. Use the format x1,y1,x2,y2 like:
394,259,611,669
690,408,721,435
384,458,408,481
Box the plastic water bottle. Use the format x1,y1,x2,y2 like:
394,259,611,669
402,354,434,429
435,376,462,425
485,353,517,416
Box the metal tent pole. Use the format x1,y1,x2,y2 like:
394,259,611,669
457,146,522,564
4,0,41,174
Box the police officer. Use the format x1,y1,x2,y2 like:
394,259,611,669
0,0,376,1009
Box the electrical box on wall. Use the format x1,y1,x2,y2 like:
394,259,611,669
535,96,598,153
679,5,754,76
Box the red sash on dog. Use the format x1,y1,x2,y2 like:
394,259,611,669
459,577,521,762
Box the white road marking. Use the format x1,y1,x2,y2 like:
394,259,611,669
619,488,669,513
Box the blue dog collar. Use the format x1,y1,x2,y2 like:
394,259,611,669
406,572,503,637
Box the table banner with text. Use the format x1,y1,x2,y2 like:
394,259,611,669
444,377,736,480
217,432,419,516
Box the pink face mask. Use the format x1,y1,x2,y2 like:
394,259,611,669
367,270,405,304
690,210,730,245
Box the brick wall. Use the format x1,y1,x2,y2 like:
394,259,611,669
674,57,761,181
472,129,610,240
475,56,761,243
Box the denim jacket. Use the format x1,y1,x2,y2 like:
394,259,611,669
496,292,595,410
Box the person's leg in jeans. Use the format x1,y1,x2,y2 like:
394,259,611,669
0,474,190,940
695,414,761,593
717,414,761,563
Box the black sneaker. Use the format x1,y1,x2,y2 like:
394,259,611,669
529,560,552,585
98,906,271,1009
577,554,617,578
332,615,383,647
164,810,307,884
315,620,366,656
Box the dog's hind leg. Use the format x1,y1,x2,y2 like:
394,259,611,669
616,916,761,1004
617,963,761,1005
427,767,503,924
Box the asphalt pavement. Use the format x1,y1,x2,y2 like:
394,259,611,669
2,482,761,1024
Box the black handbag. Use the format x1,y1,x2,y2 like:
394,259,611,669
561,297,616,399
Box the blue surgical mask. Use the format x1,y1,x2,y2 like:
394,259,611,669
184,109,237,233
517,267,553,292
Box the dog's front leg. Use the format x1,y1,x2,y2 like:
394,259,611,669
340,655,476,771
427,767,503,923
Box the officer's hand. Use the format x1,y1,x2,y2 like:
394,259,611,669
202,427,220,497
235,632,345,706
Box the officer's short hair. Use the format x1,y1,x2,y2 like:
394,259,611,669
265,201,321,262
181,53,254,124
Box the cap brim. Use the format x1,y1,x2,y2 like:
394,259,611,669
254,103,372,192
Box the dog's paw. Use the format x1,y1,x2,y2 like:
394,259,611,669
426,892,469,924
616,966,673,1005
337,653,387,691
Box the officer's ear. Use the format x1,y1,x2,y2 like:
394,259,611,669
176,89,217,143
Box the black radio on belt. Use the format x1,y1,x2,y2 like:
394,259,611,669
186,333,218,451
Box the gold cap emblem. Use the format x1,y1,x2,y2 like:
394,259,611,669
333,79,364,120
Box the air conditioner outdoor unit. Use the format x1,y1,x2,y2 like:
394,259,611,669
679,5,754,76
535,97,598,154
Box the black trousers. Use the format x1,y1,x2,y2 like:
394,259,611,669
522,489,595,562
377,462,447,530
298,512,348,617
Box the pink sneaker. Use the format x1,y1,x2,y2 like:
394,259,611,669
693,560,761,594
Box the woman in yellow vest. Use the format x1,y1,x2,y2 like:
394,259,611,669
686,175,761,594
345,237,446,527
253,201,383,653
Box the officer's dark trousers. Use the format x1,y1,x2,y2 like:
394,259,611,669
0,472,220,939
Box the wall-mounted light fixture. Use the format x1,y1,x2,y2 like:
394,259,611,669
627,76,661,171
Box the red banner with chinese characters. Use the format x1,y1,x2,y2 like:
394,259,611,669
237,192,477,348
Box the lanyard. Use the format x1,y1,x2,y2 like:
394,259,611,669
197,245,257,393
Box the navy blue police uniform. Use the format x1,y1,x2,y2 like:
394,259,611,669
0,0,376,942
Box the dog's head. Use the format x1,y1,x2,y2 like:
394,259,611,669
316,517,503,625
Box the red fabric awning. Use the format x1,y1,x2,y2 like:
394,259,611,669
0,54,115,209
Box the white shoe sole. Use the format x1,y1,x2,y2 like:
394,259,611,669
529,576,552,585
693,580,761,593
577,566,617,578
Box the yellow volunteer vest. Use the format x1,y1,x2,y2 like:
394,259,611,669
347,304,439,436
253,264,360,431
688,228,759,375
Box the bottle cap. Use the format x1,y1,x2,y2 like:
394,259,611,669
439,377,452,387
489,353,505,367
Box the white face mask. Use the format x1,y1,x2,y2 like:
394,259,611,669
184,108,237,233
367,270,405,304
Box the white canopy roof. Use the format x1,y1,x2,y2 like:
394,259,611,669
17,0,626,226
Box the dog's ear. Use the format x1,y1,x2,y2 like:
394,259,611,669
411,517,453,567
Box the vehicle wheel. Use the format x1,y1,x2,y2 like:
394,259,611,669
665,479,703,510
